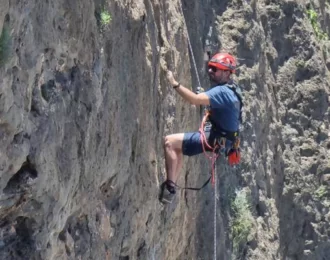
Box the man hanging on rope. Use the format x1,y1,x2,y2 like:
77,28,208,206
160,52,243,204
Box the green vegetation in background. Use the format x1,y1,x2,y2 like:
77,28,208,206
231,189,253,258
100,10,112,26
315,185,328,199
306,7,328,40
95,7,112,32
295,59,306,68
0,25,11,66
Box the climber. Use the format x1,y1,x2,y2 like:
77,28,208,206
159,52,243,204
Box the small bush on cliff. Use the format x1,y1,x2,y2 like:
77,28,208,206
231,189,253,258
295,60,306,68
315,185,328,199
0,25,11,66
95,8,112,32
306,8,328,40
100,10,112,26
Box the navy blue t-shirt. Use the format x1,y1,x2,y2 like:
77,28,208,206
204,84,241,132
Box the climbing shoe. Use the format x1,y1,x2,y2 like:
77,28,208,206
159,180,176,204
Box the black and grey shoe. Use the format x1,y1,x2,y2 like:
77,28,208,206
159,181,176,204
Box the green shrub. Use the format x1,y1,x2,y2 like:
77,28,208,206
100,10,112,26
306,8,328,40
231,189,253,258
0,25,11,66
295,60,306,68
315,185,328,199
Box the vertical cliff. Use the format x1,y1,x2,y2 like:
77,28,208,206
0,0,329,259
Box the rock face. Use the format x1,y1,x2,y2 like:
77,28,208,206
0,0,329,259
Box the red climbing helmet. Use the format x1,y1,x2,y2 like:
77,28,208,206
208,53,237,73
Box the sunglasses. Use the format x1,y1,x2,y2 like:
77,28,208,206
208,66,221,72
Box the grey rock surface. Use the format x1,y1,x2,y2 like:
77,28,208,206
0,0,329,259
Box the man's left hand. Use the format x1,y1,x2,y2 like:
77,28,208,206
166,70,178,87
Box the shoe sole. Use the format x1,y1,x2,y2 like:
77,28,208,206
159,183,174,204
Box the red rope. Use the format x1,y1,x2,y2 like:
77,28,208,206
198,112,221,187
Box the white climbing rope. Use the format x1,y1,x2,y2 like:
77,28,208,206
214,164,217,260
177,2,218,260
178,2,202,90
175,2,218,259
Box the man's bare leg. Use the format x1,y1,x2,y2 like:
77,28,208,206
164,133,184,183
175,152,183,182
160,134,185,203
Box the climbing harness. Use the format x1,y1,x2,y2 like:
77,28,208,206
199,111,222,186
200,109,242,166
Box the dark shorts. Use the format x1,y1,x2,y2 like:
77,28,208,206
182,126,233,156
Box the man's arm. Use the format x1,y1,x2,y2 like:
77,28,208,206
175,85,210,106
166,71,210,106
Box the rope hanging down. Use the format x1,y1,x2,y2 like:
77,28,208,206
178,2,218,260
214,164,217,260
178,2,202,90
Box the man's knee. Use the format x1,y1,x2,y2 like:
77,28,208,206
164,134,184,151
164,135,172,150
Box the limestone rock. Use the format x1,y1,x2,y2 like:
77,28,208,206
0,0,329,259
